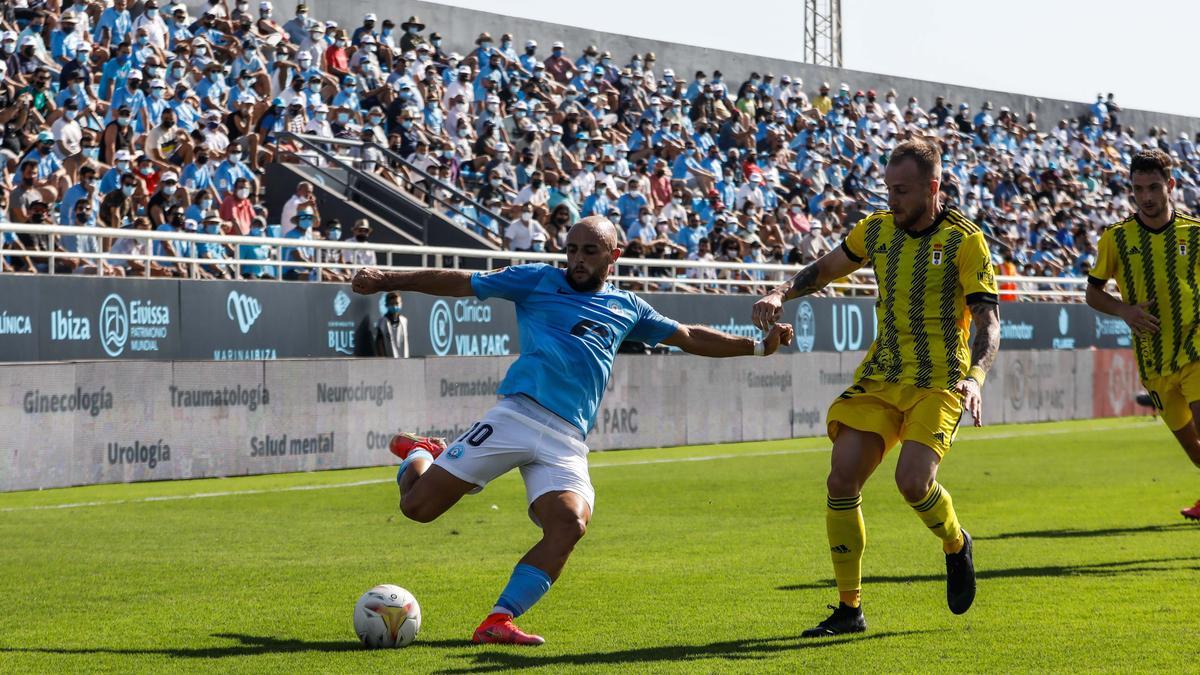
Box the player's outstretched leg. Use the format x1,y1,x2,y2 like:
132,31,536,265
802,428,883,638
473,491,591,646
1170,405,1200,520
896,442,974,615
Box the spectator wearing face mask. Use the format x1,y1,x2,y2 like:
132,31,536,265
374,291,410,358
503,202,544,251
60,165,103,227
237,215,276,279
146,170,186,227
98,171,139,229
219,177,256,235
282,3,314,44
345,219,376,267
214,145,257,198
316,219,352,282
282,206,318,279
154,210,205,277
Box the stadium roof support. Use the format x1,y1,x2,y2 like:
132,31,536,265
804,0,843,68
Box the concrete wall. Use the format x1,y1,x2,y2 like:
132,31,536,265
204,0,1200,135
1,348,1140,492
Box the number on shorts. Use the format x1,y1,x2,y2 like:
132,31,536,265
454,422,495,447
1148,391,1165,411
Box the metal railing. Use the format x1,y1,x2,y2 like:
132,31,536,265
0,223,1089,299
281,132,506,247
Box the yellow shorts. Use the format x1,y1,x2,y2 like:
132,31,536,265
1142,360,1200,431
827,379,964,457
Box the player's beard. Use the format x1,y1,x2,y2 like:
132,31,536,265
566,265,605,292
892,202,928,230
1139,199,1165,219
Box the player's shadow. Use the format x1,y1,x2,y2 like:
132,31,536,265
434,630,928,674
0,633,470,658
976,522,1197,541
776,555,1200,591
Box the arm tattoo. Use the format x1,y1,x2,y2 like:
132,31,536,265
769,263,822,301
968,302,1000,373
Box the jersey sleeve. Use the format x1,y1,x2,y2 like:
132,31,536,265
625,295,680,346
1088,229,1116,287
840,215,870,263
958,232,999,304
470,263,548,303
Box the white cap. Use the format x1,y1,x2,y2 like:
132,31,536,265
1,31,16,42
313,102,328,112
525,39,537,48
115,150,133,161
363,12,376,21
495,142,510,152
552,40,564,48
486,94,500,104
550,124,563,134
259,1,272,10
513,100,528,110
457,65,471,75
663,68,674,77
149,78,166,88
361,34,376,44
161,170,179,181
77,41,92,52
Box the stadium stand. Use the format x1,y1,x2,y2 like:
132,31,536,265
2,0,1198,291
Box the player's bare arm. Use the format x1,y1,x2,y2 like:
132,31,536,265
957,302,1000,427
661,322,794,358
1084,283,1159,335
352,267,475,297
752,246,863,330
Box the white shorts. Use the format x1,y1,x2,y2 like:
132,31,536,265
433,395,594,524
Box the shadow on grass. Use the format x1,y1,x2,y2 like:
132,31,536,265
0,632,470,658
777,556,1200,591
976,522,1198,541
433,630,930,674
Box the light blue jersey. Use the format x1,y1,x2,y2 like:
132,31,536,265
471,263,678,435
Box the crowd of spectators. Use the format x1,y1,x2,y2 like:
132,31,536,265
1,1,1198,294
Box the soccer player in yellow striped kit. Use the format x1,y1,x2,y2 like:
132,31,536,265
753,139,1000,636
1086,149,1200,521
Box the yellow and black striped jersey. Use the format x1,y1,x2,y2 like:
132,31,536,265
841,208,998,390
1089,211,1200,380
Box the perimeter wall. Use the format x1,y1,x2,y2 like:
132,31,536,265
1,348,1142,492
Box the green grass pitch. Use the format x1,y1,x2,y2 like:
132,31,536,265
1,417,1197,673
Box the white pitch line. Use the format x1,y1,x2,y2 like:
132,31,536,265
0,421,1156,513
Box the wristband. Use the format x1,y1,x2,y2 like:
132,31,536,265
965,365,986,387
754,339,765,357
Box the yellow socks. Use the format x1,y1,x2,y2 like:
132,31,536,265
908,482,964,554
826,495,865,606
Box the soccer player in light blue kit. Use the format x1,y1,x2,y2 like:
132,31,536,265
352,216,794,645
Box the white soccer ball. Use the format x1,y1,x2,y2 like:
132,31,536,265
353,584,421,648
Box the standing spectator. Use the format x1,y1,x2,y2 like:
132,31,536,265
375,291,410,358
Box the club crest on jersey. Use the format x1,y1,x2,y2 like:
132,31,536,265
931,242,943,266
1179,238,1188,256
